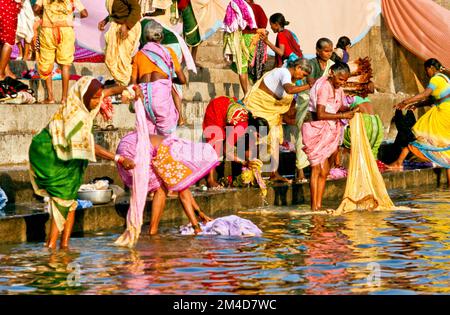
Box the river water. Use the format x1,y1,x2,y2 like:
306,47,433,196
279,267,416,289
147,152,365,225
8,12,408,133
1,187,449,295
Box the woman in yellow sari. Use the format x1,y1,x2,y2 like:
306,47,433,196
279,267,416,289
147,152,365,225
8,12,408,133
244,55,311,182
99,0,142,86
389,59,450,186
29,77,136,249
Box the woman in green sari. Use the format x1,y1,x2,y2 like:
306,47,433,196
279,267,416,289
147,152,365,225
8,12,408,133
29,76,136,250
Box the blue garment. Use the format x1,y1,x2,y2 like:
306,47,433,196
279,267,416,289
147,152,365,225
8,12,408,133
76,199,93,210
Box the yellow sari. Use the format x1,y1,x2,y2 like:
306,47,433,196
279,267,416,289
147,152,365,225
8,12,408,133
104,0,142,86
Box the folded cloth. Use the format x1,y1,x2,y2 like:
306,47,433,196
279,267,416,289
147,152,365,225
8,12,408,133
0,187,7,211
180,215,262,236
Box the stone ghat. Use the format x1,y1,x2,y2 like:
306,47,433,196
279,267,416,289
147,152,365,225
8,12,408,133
0,167,446,244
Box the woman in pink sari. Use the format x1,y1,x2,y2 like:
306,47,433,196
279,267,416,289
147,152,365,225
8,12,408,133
130,19,187,135
302,63,358,211
115,87,219,247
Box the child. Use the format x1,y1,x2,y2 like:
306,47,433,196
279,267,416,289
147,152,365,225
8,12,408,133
302,62,358,211
262,13,302,68
33,0,88,104
333,36,351,64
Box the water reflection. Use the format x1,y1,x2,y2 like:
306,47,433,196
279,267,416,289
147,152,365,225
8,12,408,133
0,187,449,295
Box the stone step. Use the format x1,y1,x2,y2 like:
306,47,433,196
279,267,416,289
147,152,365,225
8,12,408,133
16,79,242,103
0,101,212,133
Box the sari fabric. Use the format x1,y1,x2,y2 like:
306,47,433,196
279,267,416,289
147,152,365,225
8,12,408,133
343,96,384,159
202,96,248,158
409,73,450,168
180,1,201,47
138,42,179,136
334,113,396,215
0,0,21,46
302,77,345,167
104,0,141,86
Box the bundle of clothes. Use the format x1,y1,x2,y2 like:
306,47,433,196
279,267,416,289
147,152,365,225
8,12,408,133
0,77,35,104
180,215,262,236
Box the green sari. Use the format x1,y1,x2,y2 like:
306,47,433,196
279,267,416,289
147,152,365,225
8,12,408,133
180,2,201,47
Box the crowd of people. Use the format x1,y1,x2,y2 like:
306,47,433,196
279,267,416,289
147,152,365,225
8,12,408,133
0,0,449,250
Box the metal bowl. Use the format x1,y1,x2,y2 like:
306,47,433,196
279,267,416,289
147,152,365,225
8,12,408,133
77,189,113,205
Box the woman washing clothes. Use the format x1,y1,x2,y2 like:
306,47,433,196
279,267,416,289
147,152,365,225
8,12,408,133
302,63,359,211
244,56,311,182
131,19,187,135
115,87,219,246
29,77,135,250
202,96,269,188
261,12,302,69
388,58,450,186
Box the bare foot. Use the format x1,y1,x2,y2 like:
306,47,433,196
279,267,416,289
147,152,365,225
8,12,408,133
178,117,186,126
39,98,56,104
61,99,67,105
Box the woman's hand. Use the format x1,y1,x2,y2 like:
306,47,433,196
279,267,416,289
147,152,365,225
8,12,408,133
119,24,129,40
121,157,135,170
98,20,107,31
341,107,359,120
134,85,144,101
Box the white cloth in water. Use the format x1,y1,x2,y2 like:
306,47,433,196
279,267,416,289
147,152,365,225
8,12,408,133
180,215,262,236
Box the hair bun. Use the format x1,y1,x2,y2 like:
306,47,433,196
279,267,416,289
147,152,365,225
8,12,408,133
285,21,290,26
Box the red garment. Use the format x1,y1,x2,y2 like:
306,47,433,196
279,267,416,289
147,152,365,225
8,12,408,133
0,0,21,46
243,2,268,34
177,0,190,11
203,96,249,157
275,29,303,67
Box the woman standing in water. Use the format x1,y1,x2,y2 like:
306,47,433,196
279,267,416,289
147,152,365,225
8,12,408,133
29,77,136,249
388,58,450,186
302,63,358,211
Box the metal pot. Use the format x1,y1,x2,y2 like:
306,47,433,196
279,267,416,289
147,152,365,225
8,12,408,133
77,189,113,205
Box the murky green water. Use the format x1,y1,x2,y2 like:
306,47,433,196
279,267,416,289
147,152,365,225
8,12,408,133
1,187,450,295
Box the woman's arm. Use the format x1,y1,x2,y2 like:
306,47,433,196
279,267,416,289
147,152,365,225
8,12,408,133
103,85,127,98
316,104,358,121
283,83,310,95
173,67,187,85
395,88,433,110
33,4,43,15
95,144,135,170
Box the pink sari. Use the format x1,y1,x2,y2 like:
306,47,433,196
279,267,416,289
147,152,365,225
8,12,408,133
302,77,346,167
139,42,179,136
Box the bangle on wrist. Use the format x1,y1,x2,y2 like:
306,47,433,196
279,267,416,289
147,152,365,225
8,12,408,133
114,154,121,163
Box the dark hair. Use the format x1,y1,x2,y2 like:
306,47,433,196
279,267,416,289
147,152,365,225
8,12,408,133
269,13,289,27
330,52,342,63
330,62,351,75
316,38,333,50
336,36,351,50
424,58,443,71
248,111,269,135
